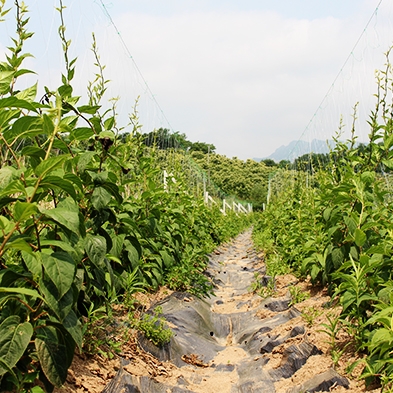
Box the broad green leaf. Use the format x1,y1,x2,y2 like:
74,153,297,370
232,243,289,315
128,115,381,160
39,277,73,318
0,316,33,376
87,170,108,184
384,134,393,150
344,216,358,235
151,267,163,284
0,166,15,189
370,328,393,349
63,173,83,191
0,287,44,301
22,251,42,277
14,68,35,78
58,84,73,98
61,310,82,350
35,155,68,178
77,151,96,172
110,234,126,258
106,254,122,264
341,290,356,312
330,247,344,269
71,127,94,141
322,207,332,222
40,240,75,253
52,138,70,154
21,146,46,161
125,244,140,269
91,187,112,210
360,171,375,185
4,238,32,253
160,250,174,268
354,228,367,247
0,179,25,198
0,109,20,129
59,115,78,129
357,294,378,307
378,287,393,305
98,130,115,140
0,70,13,95
104,116,115,130
13,201,38,222
382,158,393,170
90,116,102,133
40,197,80,234
8,115,43,141
77,104,100,114
0,270,26,287
102,182,123,204
40,175,77,199
15,83,37,102
31,387,46,393
35,326,71,387
0,197,17,211
39,279,81,350
41,252,75,298
0,96,40,112
84,234,107,269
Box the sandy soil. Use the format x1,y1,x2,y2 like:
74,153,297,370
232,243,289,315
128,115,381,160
53,231,382,393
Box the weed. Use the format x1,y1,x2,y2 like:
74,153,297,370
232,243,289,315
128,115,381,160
249,272,276,298
288,286,310,306
81,303,122,358
318,313,350,368
131,306,173,347
301,306,322,327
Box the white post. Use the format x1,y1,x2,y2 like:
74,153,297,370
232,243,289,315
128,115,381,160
237,203,248,214
267,177,272,205
163,170,168,191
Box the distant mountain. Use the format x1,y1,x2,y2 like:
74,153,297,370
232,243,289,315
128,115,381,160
255,139,335,163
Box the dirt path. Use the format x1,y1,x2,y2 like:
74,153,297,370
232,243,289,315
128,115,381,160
58,230,380,393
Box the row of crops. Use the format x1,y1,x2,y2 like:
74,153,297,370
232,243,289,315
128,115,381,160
253,51,393,392
0,3,252,392
3,1,393,392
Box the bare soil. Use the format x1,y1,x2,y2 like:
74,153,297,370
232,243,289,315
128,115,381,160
54,231,381,393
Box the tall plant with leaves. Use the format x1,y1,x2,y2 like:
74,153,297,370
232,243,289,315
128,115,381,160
253,48,393,389
0,3,252,391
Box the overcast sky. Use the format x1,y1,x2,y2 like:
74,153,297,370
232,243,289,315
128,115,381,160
1,0,393,160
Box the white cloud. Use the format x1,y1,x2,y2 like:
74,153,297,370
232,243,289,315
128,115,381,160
98,9,376,159
1,0,392,159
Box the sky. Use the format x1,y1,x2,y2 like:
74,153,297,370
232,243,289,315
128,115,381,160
1,0,393,160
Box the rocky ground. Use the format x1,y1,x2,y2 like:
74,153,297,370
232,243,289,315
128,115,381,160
55,230,381,393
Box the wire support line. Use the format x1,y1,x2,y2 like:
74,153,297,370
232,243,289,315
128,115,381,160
97,0,175,133
288,0,384,160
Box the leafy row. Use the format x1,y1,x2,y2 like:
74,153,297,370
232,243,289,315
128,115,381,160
253,49,393,390
0,3,251,392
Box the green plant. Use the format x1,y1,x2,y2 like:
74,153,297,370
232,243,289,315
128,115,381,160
81,303,121,359
249,272,276,298
361,289,393,390
120,268,146,308
318,313,349,368
0,1,253,390
132,306,173,347
288,286,310,306
252,47,393,388
301,306,322,327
